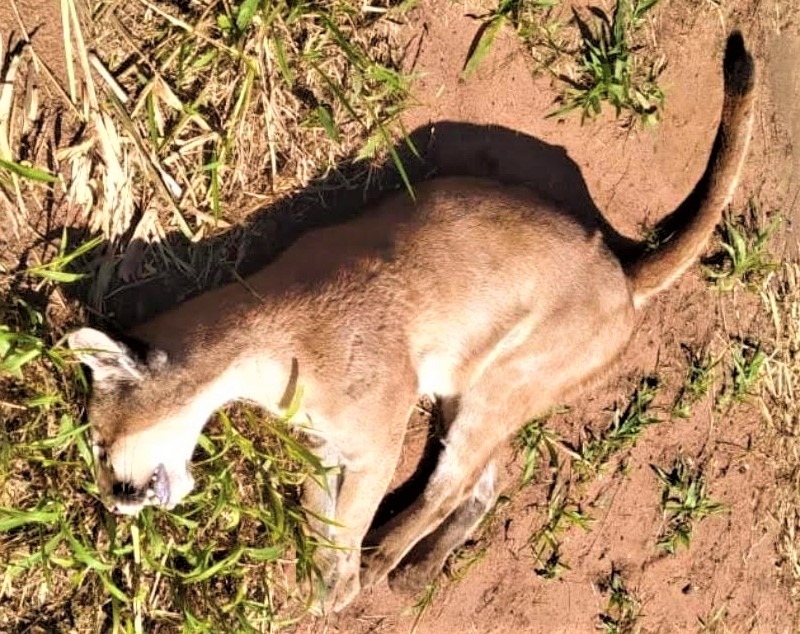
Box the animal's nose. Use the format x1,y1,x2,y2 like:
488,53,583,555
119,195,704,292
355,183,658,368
111,480,137,499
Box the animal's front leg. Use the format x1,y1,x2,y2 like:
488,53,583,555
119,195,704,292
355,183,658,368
304,416,408,613
301,440,349,613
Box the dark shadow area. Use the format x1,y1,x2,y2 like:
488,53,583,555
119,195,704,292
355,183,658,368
57,120,639,328
51,33,753,330
370,397,448,531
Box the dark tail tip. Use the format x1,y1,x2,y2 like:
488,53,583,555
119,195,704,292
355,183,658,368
724,31,756,97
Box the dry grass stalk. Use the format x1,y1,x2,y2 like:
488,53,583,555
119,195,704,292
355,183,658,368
761,262,800,597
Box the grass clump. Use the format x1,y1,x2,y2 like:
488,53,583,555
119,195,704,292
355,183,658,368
715,339,766,408
597,566,642,634
575,378,660,479
515,412,589,579
553,0,664,125
728,341,766,403
704,207,780,292
652,456,726,554
461,0,566,78
461,0,665,126
516,415,561,485
526,482,592,579
94,0,413,216
672,346,718,418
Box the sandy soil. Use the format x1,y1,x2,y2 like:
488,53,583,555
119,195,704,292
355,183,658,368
2,0,799,632
301,1,800,633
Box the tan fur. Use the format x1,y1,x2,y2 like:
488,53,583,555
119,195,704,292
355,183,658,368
68,33,755,612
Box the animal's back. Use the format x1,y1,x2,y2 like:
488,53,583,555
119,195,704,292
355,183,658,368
386,180,633,393
263,177,635,400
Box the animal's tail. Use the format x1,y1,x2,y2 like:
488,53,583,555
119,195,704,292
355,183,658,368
625,32,756,309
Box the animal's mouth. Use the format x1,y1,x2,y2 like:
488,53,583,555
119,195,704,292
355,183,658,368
146,463,171,506
110,463,171,515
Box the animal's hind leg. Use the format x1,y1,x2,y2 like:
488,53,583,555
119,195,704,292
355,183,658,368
360,392,521,588
388,460,498,594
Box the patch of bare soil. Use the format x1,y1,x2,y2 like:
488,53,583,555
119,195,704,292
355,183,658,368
301,1,800,633
3,0,799,632
0,0,84,272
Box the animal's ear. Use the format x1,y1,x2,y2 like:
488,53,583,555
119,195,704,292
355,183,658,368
67,327,146,388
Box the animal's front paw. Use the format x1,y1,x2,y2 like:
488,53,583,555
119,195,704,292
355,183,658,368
310,552,361,615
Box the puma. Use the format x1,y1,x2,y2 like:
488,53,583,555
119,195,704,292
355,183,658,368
68,33,755,613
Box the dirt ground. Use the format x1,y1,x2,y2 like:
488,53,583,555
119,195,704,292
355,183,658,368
301,1,800,633
2,0,800,632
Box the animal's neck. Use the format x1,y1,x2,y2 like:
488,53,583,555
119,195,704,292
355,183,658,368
128,354,288,468
181,353,290,419
135,304,302,441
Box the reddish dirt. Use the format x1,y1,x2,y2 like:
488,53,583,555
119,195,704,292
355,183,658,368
3,0,799,632
300,1,800,633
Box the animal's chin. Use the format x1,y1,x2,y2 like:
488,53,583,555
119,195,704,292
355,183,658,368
113,500,150,516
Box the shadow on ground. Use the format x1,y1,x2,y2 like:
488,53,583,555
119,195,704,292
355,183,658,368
58,121,637,330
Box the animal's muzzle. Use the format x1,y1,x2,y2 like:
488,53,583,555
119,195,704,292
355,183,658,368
109,463,170,514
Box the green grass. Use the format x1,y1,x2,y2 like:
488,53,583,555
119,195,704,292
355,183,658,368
672,347,719,418
552,0,664,125
461,0,565,78
652,456,726,554
513,382,661,577
408,580,438,633
515,413,585,579
516,414,562,485
1,250,326,631
2,283,323,633
526,482,593,579
1,320,325,633
729,341,766,402
575,378,660,479
461,0,665,125
718,340,767,407
447,543,489,583
1,232,101,377
704,207,780,292
597,567,642,634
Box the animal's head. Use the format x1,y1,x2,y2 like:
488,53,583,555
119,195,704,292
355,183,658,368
68,327,197,515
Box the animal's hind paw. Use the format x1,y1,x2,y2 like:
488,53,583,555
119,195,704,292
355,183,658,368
387,561,438,596
359,547,394,590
